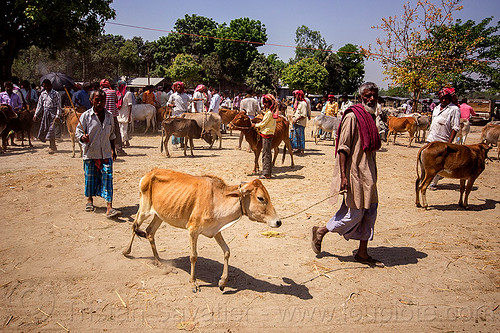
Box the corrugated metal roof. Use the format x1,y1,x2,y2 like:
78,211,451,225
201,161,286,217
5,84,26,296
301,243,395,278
127,77,165,88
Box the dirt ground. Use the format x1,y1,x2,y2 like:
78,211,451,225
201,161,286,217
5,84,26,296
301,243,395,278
0,112,499,332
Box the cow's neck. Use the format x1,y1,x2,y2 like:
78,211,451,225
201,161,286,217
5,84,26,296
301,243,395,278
211,192,245,235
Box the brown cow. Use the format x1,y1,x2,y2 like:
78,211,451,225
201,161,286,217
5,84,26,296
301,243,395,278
2,109,34,148
66,109,84,158
160,117,212,157
480,123,500,160
156,106,171,124
123,168,281,292
387,116,417,147
0,104,18,153
228,112,294,173
219,107,239,136
181,112,222,149
415,142,489,209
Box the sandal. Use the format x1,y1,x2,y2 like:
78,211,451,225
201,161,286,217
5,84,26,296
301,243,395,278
311,226,322,254
105,208,121,219
85,203,95,212
354,254,384,267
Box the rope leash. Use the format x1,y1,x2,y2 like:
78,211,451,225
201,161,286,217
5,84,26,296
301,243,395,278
281,190,347,220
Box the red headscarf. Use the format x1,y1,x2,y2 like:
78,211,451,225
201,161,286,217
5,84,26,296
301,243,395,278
195,84,206,92
172,81,185,93
295,90,305,101
328,94,335,98
438,87,455,98
116,80,127,109
100,79,111,88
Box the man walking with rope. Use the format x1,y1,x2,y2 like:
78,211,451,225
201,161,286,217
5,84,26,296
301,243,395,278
311,82,383,266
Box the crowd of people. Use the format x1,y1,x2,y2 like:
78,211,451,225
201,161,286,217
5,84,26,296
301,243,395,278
0,76,483,260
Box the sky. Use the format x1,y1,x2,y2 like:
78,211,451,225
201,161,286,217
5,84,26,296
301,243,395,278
104,0,500,89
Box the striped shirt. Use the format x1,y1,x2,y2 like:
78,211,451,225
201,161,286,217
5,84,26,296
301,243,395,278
103,88,118,117
35,89,62,118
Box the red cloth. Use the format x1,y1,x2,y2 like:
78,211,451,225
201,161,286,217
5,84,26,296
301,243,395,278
438,87,455,98
335,104,381,156
172,81,185,93
259,133,273,139
116,82,127,109
100,79,111,88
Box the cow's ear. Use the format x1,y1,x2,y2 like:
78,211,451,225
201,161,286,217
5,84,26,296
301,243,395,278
226,182,254,197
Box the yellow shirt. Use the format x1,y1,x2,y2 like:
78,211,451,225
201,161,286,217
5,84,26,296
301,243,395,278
325,101,338,117
254,109,276,135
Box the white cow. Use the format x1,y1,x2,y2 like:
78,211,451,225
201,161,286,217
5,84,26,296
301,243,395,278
130,104,157,134
456,119,471,144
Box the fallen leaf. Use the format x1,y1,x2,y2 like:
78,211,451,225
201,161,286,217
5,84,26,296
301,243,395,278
177,320,196,331
244,232,249,239
261,231,281,238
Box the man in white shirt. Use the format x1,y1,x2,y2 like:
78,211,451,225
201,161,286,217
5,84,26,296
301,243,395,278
238,90,261,149
426,87,461,190
167,81,191,147
208,88,221,114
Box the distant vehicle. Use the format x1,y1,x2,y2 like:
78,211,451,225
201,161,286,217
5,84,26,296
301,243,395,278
468,99,494,124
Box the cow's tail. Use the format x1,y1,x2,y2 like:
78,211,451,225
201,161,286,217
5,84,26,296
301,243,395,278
415,145,426,194
133,174,155,238
160,125,164,153
152,106,157,132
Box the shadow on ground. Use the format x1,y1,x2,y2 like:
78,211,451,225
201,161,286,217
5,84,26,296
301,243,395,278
318,246,427,267
167,256,313,299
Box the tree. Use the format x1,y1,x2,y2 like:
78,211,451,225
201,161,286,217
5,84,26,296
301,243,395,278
442,18,500,94
166,54,202,87
294,25,331,63
369,0,488,104
119,37,145,78
281,58,328,94
245,54,279,94
214,18,267,84
321,53,344,94
169,14,218,58
338,44,365,94
0,0,115,80
266,54,286,77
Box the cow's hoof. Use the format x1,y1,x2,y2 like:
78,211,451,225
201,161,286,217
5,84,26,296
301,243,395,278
218,280,226,291
416,203,422,208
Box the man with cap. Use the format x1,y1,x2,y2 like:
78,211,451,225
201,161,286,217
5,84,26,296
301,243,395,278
167,81,191,147
324,94,339,117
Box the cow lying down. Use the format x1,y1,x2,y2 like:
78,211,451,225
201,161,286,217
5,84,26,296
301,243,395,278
415,142,489,209
123,169,282,292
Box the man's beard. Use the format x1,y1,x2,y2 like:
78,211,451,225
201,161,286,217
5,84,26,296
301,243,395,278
362,102,377,115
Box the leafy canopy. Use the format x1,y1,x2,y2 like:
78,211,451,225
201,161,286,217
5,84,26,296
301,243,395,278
282,57,328,94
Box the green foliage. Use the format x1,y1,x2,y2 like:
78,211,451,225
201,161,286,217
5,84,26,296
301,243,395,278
338,44,365,94
153,14,218,68
214,18,267,83
281,58,328,94
266,54,286,76
245,54,279,94
371,0,497,101
294,25,331,63
166,54,202,87
1,0,115,80
444,18,500,94
379,86,411,98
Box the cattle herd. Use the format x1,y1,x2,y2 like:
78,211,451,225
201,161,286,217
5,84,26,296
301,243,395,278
1,101,500,291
